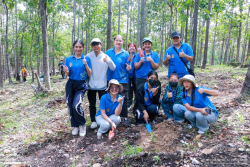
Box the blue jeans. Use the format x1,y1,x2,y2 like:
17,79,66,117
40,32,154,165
96,114,121,133
173,104,218,132
160,99,174,119
135,104,158,124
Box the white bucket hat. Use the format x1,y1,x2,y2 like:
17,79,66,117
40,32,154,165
106,79,123,92
178,74,196,87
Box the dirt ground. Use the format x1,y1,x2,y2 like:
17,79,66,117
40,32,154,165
0,66,250,167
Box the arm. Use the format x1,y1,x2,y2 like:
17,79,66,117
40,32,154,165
134,60,143,69
106,57,116,71
163,58,170,66
101,109,115,124
84,64,92,77
198,87,219,96
182,54,193,62
83,57,92,77
135,85,147,112
114,96,123,115
174,86,183,104
184,103,208,115
149,60,159,70
151,86,161,104
134,53,144,69
162,86,172,103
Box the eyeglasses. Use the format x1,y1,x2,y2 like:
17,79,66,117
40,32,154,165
110,86,119,91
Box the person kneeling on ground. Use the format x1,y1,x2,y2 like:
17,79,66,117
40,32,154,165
95,79,124,139
161,72,182,121
173,75,219,134
133,71,161,124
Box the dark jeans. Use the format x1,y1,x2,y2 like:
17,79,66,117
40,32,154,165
127,77,136,107
135,104,158,124
23,77,26,82
87,89,106,122
136,77,147,87
65,79,87,127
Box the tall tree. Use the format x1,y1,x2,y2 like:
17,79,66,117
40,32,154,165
118,0,121,34
125,0,130,48
236,0,243,62
39,0,51,89
29,29,35,82
190,0,199,69
201,0,212,69
211,13,218,65
241,5,250,66
240,61,250,95
140,0,146,47
0,15,2,88
223,11,233,65
136,0,140,47
107,0,112,49
15,4,20,81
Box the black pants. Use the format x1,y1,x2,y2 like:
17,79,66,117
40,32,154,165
127,77,136,107
120,83,128,117
136,77,147,87
66,79,87,127
23,76,26,82
87,89,106,122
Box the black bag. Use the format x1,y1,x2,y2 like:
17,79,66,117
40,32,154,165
173,47,195,77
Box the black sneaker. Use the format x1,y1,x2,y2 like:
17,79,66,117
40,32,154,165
123,119,131,127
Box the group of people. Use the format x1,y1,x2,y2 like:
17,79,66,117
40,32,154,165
62,31,219,139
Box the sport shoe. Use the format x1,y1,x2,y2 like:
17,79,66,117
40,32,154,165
79,125,86,137
97,132,102,139
198,130,205,134
123,119,131,127
90,122,98,129
175,119,184,123
72,127,79,135
167,117,174,121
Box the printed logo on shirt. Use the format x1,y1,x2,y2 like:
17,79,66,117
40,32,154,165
69,63,72,67
144,97,148,101
106,108,110,112
172,54,174,58
80,71,87,80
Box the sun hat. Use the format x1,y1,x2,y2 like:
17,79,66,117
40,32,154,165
178,74,196,87
106,79,123,92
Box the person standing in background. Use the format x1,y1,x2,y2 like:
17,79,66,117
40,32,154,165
22,66,28,82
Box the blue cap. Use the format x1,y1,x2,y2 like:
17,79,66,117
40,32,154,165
143,37,153,43
171,31,181,38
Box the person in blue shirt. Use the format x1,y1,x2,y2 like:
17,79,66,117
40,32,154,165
95,79,124,139
127,43,137,110
63,39,92,137
161,72,183,121
173,75,219,134
106,35,132,127
133,71,161,124
134,37,160,87
163,31,193,78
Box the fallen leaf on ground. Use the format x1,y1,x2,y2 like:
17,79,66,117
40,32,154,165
194,134,202,140
11,165,25,167
79,147,84,151
202,148,213,154
239,131,249,134
100,153,106,159
94,149,98,152
210,129,216,134
198,142,203,148
35,152,39,155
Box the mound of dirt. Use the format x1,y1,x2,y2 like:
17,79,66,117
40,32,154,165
47,96,66,109
136,120,182,153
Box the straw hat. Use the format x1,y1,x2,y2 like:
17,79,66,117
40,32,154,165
178,75,196,87
106,79,123,92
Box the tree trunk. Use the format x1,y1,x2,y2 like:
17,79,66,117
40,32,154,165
223,12,233,65
211,13,218,65
189,5,193,47
190,0,199,69
241,6,250,66
199,38,203,66
140,0,146,47
201,0,212,69
185,6,189,43
136,0,141,47
175,7,177,31
118,0,121,34
78,0,80,39
245,36,250,62
4,3,12,84
39,0,51,90
0,16,2,87
196,19,201,66
219,38,225,65
240,61,250,95
160,10,165,66
169,5,173,38
126,0,130,48
236,0,243,62
52,13,55,75
30,30,35,82
37,35,40,77
107,0,112,49
73,0,76,42
15,4,20,82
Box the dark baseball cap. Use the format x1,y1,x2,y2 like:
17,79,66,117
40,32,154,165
171,31,181,38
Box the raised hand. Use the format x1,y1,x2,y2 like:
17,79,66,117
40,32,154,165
126,63,132,71
82,56,87,65
152,86,159,95
63,65,69,73
140,57,145,63
103,55,108,62
179,49,186,57
167,90,172,98
198,87,204,94
118,96,124,104
146,55,153,62
166,52,171,60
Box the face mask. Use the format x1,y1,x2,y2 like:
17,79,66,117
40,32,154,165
169,81,178,88
148,79,156,87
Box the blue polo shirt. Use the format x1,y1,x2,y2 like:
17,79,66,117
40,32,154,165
65,54,92,81
143,82,155,106
96,93,124,117
106,47,130,83
134,50,160,79
181,86,218,116
128,53,137,77
164,43,193,78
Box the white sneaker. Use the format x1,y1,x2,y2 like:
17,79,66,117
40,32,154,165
79,125,86,137
97,132,102,139
167,117,174,121
198,130,205,134
90,122,98,129
175,119,184,123
72,127,79,135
